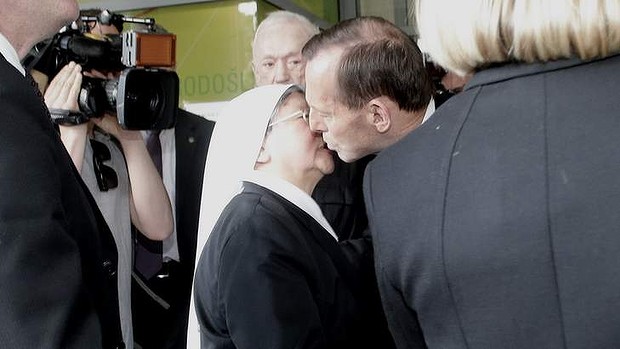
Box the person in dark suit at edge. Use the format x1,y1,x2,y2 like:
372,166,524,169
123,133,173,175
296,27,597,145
0,0,123,348
364,0,620,347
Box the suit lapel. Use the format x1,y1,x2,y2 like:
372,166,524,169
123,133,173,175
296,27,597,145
174,112,214,266
174,115,199,266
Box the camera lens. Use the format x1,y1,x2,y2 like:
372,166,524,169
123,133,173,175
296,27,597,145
116,68,178,130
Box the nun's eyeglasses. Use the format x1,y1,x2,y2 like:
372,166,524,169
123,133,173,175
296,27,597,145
267,110,309,128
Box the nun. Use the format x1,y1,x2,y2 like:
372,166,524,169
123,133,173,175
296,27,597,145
193,84,374,348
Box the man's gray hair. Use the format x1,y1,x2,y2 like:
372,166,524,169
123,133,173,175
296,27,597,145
252,10,319,50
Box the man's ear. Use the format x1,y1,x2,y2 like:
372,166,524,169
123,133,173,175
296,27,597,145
367,97,391,133
250,61,257,78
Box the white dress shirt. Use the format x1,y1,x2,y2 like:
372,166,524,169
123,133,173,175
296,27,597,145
0,32,25,76
422,97,436,124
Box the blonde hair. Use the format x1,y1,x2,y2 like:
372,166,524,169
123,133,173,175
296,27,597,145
415,0,620,76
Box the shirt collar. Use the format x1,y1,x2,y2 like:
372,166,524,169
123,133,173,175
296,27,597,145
243,170,339,241
422,97,435,124
0,33,25,76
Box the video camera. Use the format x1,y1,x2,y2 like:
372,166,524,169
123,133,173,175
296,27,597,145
25,10,178,130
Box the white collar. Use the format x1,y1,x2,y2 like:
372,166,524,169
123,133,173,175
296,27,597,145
422,97,435,124
0,33,25,76
243,170,338,241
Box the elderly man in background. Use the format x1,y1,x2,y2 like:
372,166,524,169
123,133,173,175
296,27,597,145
251,10,318,86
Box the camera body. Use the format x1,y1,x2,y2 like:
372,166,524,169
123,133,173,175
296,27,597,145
27,10,179,130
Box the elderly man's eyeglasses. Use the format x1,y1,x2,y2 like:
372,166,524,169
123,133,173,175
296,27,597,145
268,110,309,128
91,139,118,192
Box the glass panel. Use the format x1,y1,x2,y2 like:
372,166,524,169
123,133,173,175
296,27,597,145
125,1,257,103
290,0,339,24
357,0,415,36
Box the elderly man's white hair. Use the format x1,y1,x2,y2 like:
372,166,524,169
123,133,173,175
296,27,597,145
252,10,319,51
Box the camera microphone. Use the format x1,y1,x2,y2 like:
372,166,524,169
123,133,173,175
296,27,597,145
59,35,108,59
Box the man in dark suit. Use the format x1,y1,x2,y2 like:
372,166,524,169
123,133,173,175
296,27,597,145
302,17,434,348
0,1,123,348
132,109,214,349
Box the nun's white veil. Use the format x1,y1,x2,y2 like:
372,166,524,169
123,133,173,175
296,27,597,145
196,83,303,263
187,84,302,347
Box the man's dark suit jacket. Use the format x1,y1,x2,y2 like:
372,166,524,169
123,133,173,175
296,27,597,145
0,56,123,348
312,155,372,240
364,54,620,348
132,110,214,349
195,182,386,349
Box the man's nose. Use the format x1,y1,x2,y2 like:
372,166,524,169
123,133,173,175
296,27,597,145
273,60,291,84
308,110,326,133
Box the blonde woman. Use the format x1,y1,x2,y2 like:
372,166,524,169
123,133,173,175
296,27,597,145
364,0,620,347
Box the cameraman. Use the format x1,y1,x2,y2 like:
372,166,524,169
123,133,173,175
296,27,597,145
43,17,173,349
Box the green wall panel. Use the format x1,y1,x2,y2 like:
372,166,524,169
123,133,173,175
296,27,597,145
289,0,338,24
256,0,279,22
127,2,256,103
76,0,339,103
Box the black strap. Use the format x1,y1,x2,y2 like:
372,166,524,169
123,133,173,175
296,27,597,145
49,108,90,125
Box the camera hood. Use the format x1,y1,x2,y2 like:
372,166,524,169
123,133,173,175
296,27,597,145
116,68,178,130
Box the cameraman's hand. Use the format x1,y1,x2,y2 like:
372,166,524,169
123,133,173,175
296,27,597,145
84,69,117,80
92,114,143,143
86,69,140,141
44,62,89,172
44,61,82,112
